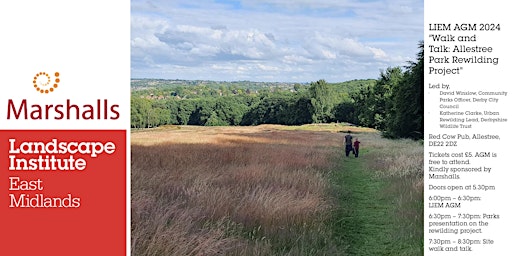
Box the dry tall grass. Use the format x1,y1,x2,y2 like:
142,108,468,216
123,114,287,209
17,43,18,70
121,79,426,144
131,125,348,255
131,124,423,255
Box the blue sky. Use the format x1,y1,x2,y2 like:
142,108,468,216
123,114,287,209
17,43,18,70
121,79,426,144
131,0,423,82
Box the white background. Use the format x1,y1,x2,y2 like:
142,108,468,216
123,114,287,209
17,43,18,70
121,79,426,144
0,1,130,130
425,0,510,255
0,1,130,254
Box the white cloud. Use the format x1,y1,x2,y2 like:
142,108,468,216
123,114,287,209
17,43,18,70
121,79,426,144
369,47,388,60
282,54,313,65
257,63,279,71
131,0,423,82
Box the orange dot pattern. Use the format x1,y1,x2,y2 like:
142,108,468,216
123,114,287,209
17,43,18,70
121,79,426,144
33,72,60,94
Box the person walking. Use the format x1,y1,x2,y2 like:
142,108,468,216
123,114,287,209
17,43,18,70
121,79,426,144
353,138,360,158
344,131,353,157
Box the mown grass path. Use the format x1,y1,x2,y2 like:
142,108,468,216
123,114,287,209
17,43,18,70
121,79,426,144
330,151,400,255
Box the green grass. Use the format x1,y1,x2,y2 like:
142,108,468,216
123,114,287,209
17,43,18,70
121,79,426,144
330,148,423,255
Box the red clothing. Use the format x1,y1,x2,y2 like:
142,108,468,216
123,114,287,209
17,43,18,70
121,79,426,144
353,140,360,149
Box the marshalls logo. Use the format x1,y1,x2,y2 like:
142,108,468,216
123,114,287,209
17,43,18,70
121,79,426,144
33,72,60,94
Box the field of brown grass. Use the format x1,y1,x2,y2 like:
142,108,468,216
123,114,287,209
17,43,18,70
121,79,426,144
132,124,350,255
131,124,423,255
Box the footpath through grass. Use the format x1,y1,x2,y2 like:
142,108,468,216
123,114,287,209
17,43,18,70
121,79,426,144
330,149,417,255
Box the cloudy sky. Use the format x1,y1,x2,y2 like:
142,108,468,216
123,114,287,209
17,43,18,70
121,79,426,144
131,0,423,82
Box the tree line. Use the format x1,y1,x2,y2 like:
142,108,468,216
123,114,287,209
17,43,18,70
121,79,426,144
131,42,423,139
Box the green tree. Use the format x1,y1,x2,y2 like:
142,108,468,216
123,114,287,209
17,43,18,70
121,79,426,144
204,112,229,126
373,67,404,130
309,79,336,123
351,67,403,130
130,97,153,128
333,101,357,124
385,42,424,139
176,100,195,125
130,97,145,128
188,98,215,125
214,96,248,125
165,99,179,125
351,84,373,127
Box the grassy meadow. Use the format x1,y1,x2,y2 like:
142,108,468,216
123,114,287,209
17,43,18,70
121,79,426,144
131,124,423,255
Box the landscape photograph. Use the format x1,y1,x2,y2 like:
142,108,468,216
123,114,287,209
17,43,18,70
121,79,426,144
130,0,424,255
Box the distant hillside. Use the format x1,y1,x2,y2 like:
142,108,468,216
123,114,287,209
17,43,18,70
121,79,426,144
131,78,376,99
